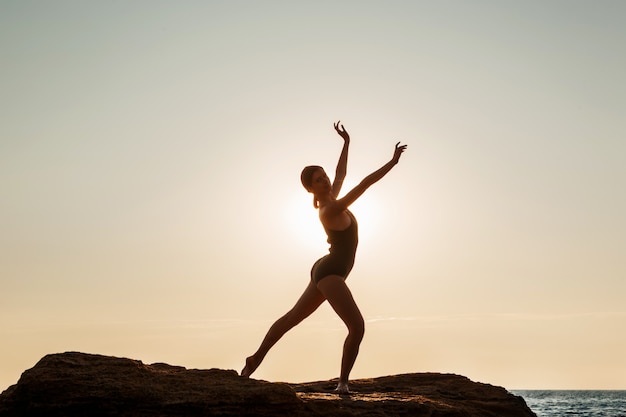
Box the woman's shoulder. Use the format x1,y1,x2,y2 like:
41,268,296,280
319,202,351,230
319,200,347,217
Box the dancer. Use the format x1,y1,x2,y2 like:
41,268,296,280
241,121,407,394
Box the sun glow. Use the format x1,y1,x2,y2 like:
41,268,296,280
283,186,382,254
284,192,326,253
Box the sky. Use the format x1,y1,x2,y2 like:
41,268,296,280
1,0,625,391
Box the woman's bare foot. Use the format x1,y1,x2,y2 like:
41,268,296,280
334,381,350,394
240,355,259,378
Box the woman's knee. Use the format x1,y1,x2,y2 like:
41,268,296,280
280,310,300,328
349,314,365,339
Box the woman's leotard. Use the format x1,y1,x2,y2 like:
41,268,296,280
310,210,359,283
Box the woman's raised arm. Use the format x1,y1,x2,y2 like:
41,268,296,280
331,142,407,213
332,121,350,198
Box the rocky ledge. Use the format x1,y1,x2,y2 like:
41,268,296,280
0,352,536,416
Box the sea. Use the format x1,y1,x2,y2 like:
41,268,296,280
511,390,626,417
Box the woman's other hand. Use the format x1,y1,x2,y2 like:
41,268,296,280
392,142,407,164
334,120,350,142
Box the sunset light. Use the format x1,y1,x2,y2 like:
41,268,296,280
1,0,625,394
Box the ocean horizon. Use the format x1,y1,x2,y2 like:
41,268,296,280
512,390,626,417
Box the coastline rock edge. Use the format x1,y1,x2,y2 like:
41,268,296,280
0,352,536,416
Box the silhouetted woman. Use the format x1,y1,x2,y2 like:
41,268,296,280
241,121,407,394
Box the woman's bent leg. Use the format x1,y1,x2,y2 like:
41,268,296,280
316,275,365,393
241,280,325,377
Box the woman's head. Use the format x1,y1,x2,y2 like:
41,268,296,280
301,165,330,208
300,165,324,192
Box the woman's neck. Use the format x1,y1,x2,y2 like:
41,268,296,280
315,192,334,208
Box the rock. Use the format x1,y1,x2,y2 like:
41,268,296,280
0,352,536,417
0,352,299,417
292,374,536,417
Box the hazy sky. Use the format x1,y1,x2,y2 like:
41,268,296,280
1,1,625,391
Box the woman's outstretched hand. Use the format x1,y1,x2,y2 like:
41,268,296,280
334,120,350,142
392,142,407,164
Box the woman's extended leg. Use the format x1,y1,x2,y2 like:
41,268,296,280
241,279,326,377
316,275,365,394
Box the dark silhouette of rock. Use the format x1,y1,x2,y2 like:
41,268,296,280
0,352,536,416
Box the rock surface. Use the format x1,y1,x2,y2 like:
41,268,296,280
0,352,536,417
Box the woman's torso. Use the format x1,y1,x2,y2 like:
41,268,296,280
322,209,358,258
